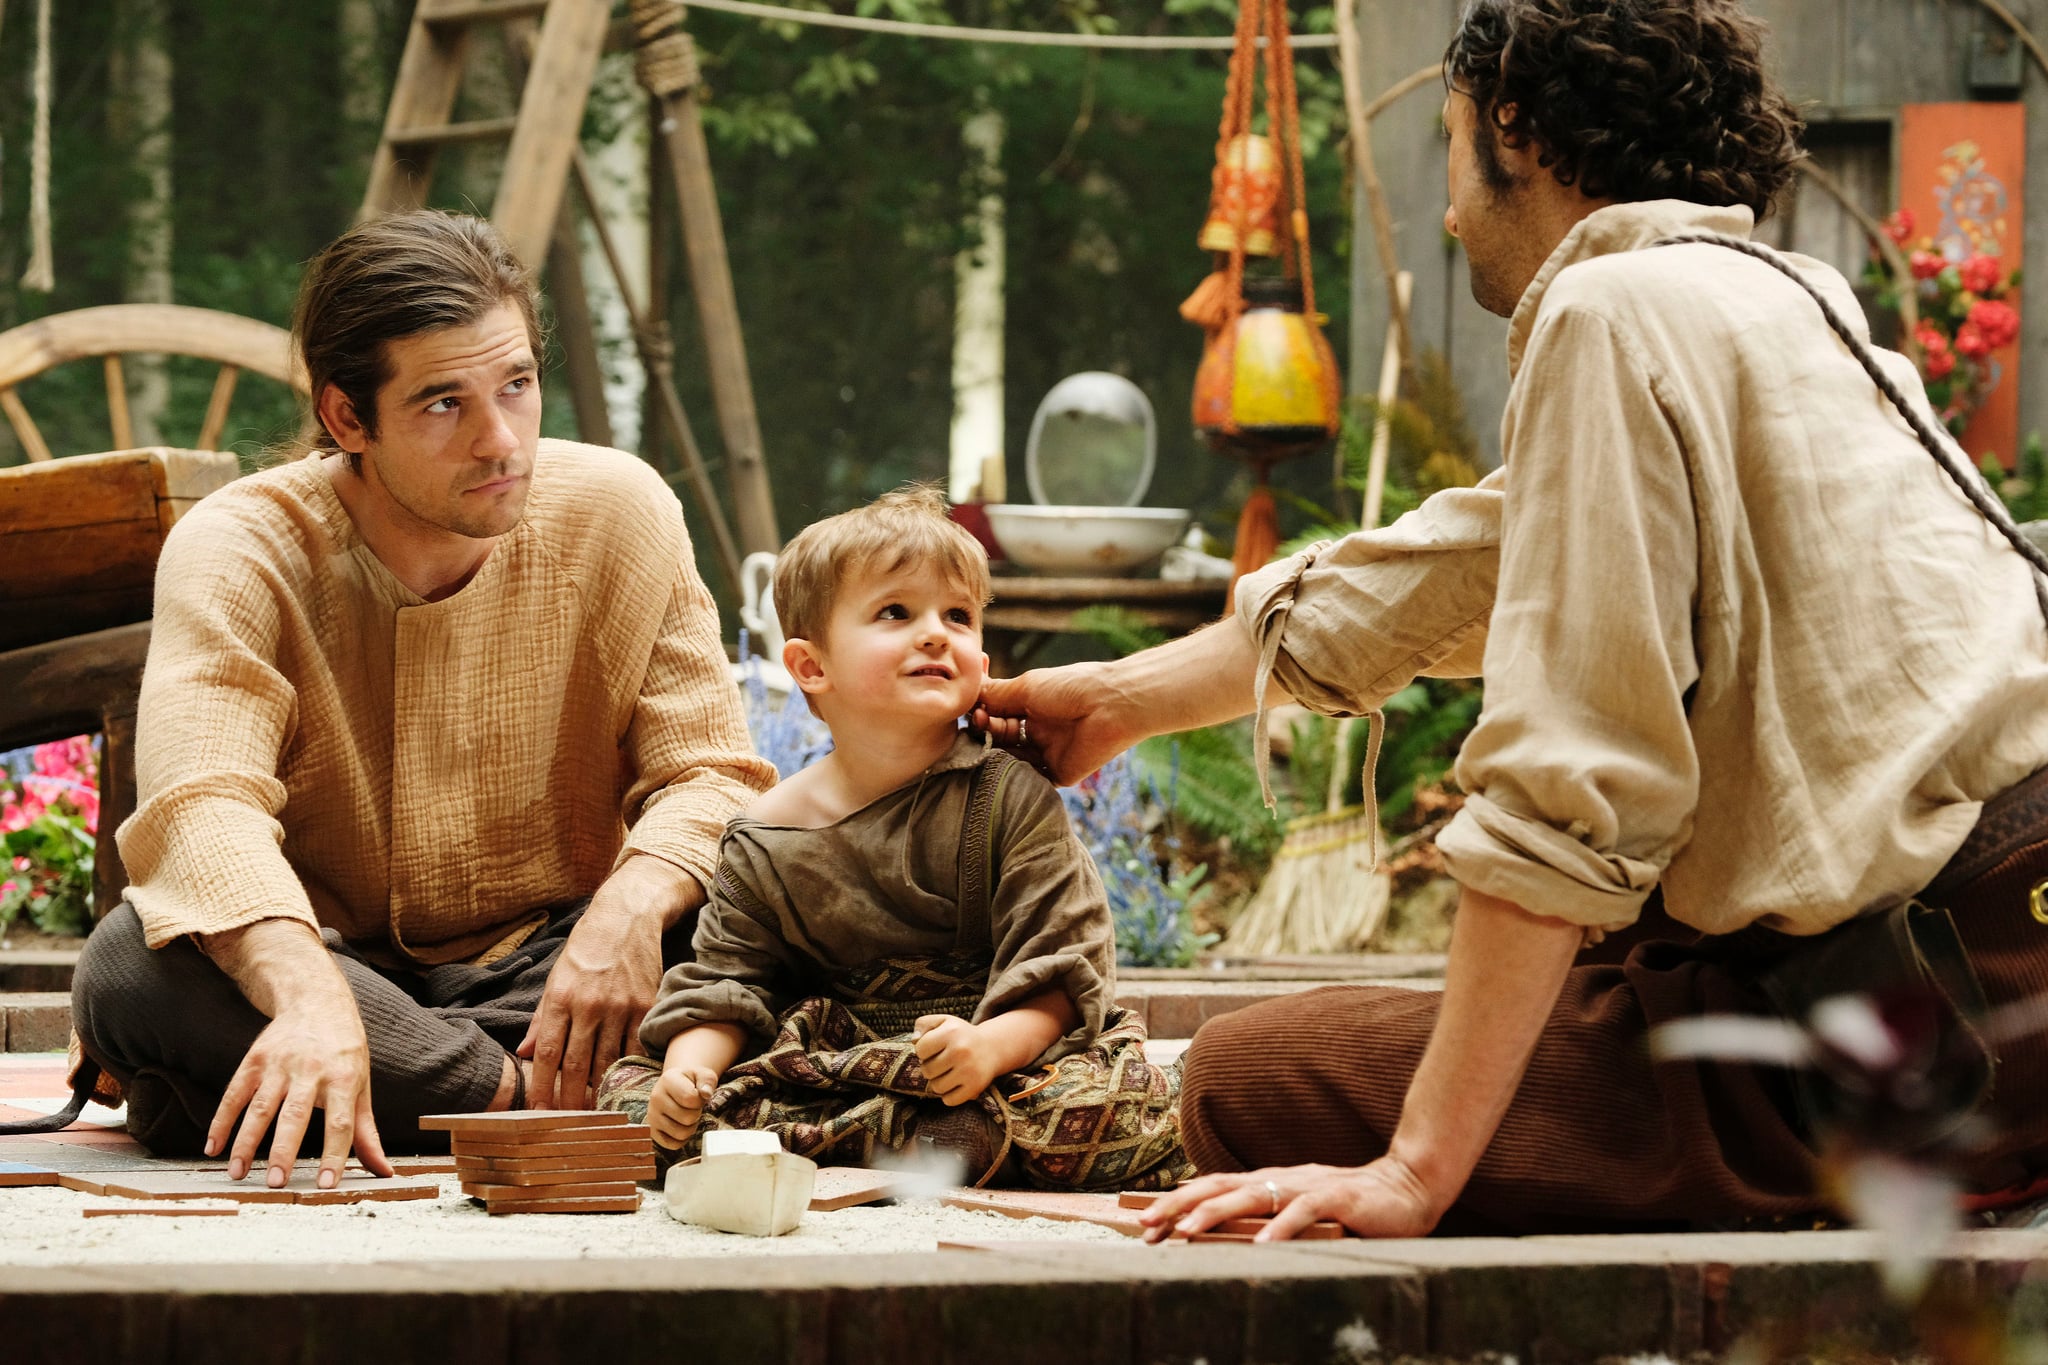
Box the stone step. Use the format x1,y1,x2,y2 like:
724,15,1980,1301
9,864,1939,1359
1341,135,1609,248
0,991,68,1052
0,948,77,992
4,1229,2044,1362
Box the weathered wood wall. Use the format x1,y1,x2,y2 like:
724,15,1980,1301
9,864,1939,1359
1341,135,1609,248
1347,0,2046,467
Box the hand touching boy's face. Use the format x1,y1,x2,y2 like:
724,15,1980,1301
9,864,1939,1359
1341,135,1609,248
795,563,988,728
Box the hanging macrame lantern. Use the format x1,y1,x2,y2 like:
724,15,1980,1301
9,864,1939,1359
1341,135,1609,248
1180,0,1342,589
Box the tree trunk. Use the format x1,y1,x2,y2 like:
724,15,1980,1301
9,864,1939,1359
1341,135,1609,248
338,0,391,147
579,53,650,454
112,0,174,448
948,101,1007,504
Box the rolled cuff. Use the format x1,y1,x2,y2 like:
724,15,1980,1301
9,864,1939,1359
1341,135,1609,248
117,778,318,948
1436,794,1663,934
979,951,1112,1064
1235,543,1375,720
638,972,778,1054
616,787,742,892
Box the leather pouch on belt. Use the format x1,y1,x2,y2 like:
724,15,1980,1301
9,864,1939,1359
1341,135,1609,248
1752,900,1994,1153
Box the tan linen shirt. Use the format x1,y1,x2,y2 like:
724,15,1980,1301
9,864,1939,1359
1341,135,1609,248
1237,199,2048,938
641,733,1116,1061
120,439,775,965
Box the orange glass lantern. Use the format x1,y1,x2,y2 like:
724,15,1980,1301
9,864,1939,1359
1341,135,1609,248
1193,276,1341,462
1197,134,1282,258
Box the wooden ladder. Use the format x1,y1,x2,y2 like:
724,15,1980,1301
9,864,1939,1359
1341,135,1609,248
360,0,613,269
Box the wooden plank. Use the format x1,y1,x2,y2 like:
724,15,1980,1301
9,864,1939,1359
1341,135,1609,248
0,387,52,463
104,356,133,451
195,364,239,451
0,523,159,599
546,201,617,448
453,1159,655,1184
362,11,474,218
95,1169,442,1204
82,1203,240,1218
0,1161,59,1187
421,1108,628,1137
480,1191,640,1214
808,1166,905,1212
490,0,612,267
463,1178,637,1200
386,116,521,149
940,1189,1145,1237
451,1134,650,1158
422,0,553,26
652,76,780,554
155,447,239,506
0,450,159,533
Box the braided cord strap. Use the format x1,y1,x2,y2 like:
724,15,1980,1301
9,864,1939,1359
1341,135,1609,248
1653,231,2048,628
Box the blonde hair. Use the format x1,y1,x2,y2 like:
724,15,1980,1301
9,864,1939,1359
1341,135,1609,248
774,484,992,644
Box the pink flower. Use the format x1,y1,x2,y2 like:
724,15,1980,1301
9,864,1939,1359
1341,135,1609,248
0,881,15,897
1960,254,2005,297
1969,299,2020,351
73,788,99,835
1955,322,1993,359
1885,209,1916,245
1910,250,1947,281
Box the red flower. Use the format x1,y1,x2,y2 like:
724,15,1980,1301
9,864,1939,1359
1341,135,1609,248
1885,209,1916,245
1910,250,1947,281
1955,322,1993,359
1960,254,2005,297
1969,299,2020,350
1924,346,1957,379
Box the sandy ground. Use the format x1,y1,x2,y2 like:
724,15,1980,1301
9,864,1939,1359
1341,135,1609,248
0,1178,1131,1266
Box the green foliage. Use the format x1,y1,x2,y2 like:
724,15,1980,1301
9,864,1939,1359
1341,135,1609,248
1069,604,1168,656
1135,723,1283,860
1102,837,1216,968
1984,433,2048,525
0,812,94,938
1375,680,1482,823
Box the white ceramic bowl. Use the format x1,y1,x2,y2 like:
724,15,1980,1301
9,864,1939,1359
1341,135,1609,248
983,504,1190,576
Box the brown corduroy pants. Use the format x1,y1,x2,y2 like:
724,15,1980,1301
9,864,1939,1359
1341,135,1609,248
1179,777,2048,1234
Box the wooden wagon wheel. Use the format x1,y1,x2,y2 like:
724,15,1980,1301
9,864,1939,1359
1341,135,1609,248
0,303,305,462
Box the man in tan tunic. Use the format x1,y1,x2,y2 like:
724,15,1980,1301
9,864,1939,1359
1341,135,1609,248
981,0,2048,1236
65,212,773,1190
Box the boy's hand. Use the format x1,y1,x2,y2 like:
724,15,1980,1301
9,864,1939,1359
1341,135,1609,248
912,1016,1002,1106
647,1064,719,1150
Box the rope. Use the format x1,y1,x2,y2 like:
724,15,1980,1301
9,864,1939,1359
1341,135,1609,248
630,0,701,98
1655,231,2048,627
668,0,1338,50
19,0,53,293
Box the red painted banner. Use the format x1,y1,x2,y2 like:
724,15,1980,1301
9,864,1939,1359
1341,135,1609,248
1899,103,2026,467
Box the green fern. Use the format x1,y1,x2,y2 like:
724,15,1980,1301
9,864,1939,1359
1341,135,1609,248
1072,605,1169,657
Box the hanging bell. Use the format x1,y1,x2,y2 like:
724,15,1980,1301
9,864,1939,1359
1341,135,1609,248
1197,134,1283,257
1193,275,1341,462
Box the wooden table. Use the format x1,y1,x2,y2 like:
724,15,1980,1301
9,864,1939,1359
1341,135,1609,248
983,575,1228,673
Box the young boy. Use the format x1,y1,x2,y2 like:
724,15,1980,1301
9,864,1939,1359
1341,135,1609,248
596,487,1189,1190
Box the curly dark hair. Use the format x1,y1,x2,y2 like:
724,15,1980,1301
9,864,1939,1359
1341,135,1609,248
1444,0,1805,219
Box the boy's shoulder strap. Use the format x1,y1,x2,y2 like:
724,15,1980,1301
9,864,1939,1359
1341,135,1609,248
955,745,1022,954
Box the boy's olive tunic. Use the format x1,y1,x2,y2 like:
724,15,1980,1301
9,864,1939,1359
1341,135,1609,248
641,731,1116,1061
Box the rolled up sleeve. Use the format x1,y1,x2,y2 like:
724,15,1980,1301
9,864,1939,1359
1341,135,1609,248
1436,304,1701,934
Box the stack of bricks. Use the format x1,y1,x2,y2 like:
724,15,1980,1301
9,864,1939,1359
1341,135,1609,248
421,1110,656,1215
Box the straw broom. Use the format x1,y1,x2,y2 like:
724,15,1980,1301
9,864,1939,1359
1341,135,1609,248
1221,715,1391,956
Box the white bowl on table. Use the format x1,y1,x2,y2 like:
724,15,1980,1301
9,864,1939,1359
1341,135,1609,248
983,504,1190,576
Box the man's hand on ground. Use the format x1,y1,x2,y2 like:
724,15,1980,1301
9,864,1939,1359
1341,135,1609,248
1137,1159,1440,1242
196,918,393,1189
520,856,701,1110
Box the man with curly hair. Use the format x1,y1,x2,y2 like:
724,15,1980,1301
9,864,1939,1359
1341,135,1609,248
980,0,2048,1236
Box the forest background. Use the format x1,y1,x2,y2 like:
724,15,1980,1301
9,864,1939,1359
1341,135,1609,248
0,0,1369,595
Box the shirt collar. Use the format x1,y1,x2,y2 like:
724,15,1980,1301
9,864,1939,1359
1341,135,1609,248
1506,199,1757,379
